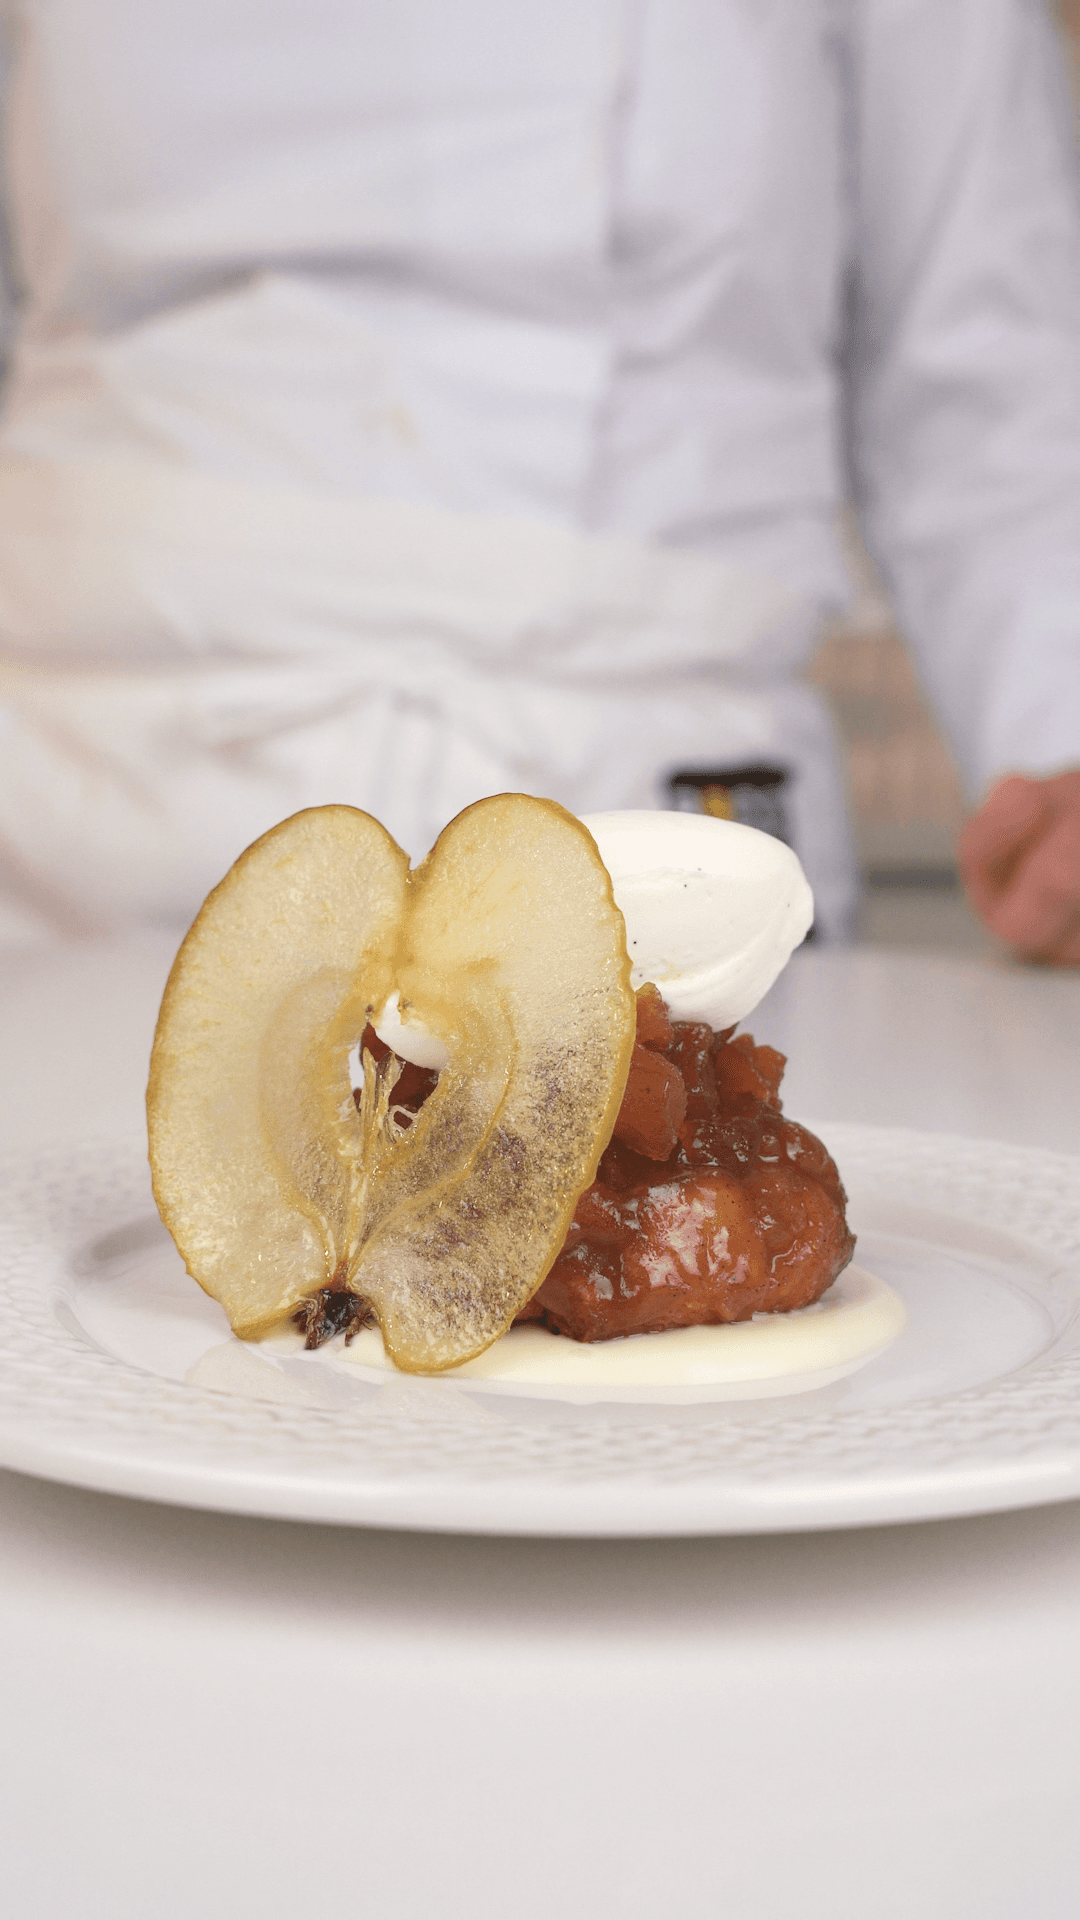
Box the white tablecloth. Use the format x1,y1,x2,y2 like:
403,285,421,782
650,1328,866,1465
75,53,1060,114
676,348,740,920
1,933,1079,1918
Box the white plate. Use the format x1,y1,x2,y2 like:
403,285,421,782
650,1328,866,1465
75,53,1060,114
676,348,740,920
1,1124,1079,1536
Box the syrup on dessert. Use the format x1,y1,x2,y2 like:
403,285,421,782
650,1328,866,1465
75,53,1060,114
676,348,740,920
516,985,855,1341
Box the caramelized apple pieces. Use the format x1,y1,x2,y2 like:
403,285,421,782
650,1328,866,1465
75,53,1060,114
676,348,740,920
147,796,635,1371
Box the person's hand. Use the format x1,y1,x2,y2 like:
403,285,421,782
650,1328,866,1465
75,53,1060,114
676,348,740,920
958,770,1080,964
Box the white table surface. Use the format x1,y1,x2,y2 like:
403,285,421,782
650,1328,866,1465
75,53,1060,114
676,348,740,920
1,932,1079,1919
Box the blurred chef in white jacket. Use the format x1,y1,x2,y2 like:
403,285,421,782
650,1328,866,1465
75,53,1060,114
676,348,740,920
0,0,1077,955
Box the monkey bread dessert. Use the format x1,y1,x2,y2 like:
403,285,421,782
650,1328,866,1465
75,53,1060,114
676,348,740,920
517,984,854,1342
147,795,855,1377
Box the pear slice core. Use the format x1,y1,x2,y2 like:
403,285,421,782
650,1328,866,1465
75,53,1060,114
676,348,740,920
147,796,635,1370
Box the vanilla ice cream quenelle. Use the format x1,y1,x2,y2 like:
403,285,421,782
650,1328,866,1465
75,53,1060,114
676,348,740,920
579,810,814,1029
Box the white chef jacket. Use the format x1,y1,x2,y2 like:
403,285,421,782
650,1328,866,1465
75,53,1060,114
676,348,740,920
0,0,1078,945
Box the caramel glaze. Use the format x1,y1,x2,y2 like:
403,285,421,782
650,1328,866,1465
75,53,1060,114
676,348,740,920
515,984,856,1342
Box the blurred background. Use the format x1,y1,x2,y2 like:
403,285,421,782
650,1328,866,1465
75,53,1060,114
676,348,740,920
0,3,1076,962
809,0,1080,954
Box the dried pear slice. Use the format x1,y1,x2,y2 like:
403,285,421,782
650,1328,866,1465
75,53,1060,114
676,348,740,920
148,806,409,1336
148,794,635,1369
350,795,635,1371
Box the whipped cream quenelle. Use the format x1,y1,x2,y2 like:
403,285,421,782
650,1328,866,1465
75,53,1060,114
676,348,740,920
579,810,813,1029
372,808,813,1064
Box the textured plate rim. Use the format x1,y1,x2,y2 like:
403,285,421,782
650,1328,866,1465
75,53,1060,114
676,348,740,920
1,1124,1079,1537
